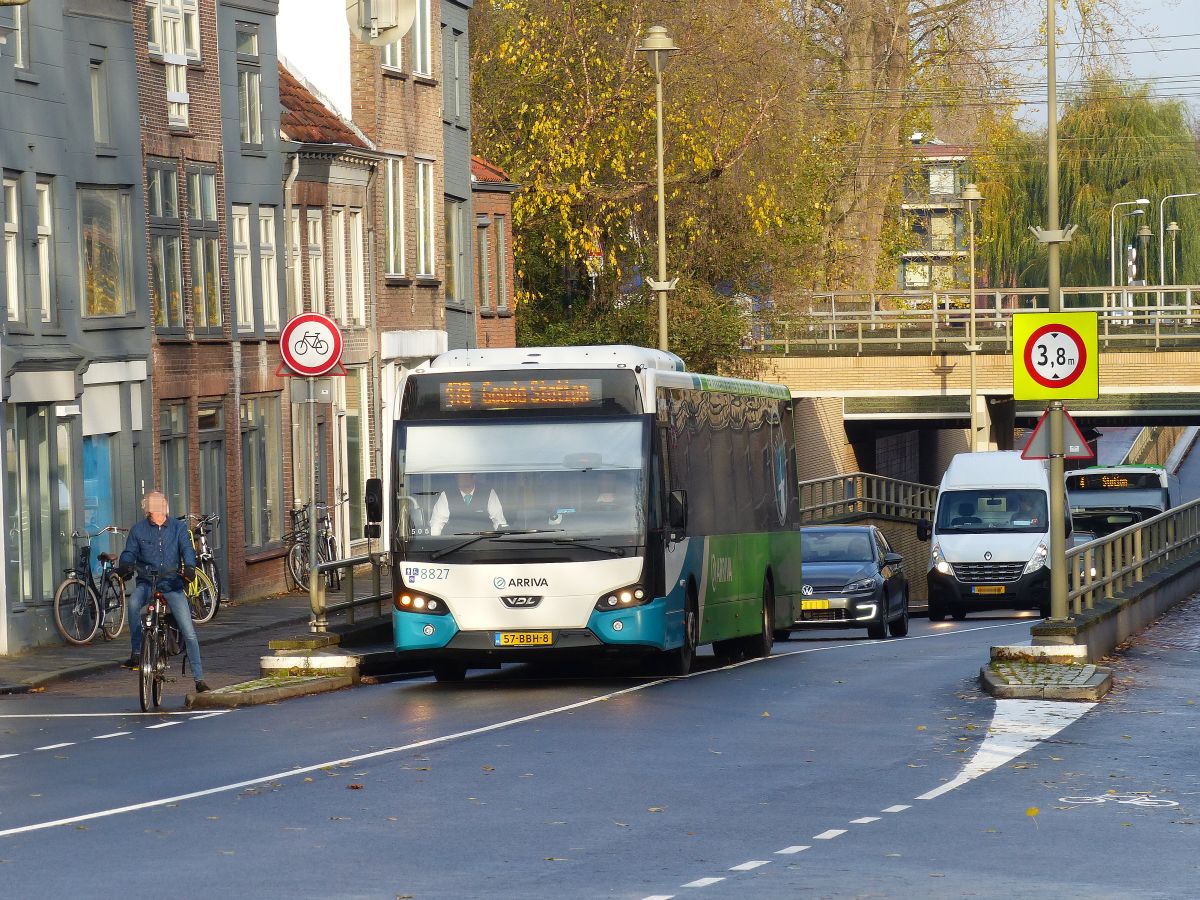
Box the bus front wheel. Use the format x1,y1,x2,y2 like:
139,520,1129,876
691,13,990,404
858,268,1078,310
662,592,697,676
432,661,467,683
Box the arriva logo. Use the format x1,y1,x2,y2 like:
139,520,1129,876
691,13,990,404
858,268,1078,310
710,556,734,584
494,577,550,589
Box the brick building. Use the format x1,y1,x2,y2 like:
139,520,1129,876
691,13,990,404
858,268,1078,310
470,155,518,349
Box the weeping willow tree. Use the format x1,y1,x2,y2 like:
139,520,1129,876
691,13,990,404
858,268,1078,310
978,78,1200,288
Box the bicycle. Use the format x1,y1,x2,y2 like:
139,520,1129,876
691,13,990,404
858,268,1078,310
135,566,187,712
292,331,329,356
285,496,346,591
52,525,128,645
179,513,222,624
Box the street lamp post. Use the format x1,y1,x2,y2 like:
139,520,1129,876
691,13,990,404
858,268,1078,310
636,24,678,352
1167,220,1180,286
1159,192,1200,285
961,183,983,451
1109,198,1149,293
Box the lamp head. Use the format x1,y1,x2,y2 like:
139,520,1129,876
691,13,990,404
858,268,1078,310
1137,224,1152,238
1167,220,1181,235
636,25,678,71
1136,198,1150,205
960,183,983,203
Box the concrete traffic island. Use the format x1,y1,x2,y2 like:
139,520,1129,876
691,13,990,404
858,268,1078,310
980,643,1113,701
186,673,355,709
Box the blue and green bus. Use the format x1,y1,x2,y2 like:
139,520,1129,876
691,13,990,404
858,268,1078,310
373,345,804,681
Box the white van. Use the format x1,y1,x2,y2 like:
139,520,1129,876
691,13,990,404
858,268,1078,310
918,451,1060,621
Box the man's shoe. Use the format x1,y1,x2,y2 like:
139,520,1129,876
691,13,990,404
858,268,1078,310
122,655,139,669
194,680,211,693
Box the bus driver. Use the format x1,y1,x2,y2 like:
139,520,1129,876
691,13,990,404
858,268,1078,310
429,473,507,536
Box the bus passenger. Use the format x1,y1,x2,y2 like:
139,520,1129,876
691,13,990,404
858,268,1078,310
429,473,507,536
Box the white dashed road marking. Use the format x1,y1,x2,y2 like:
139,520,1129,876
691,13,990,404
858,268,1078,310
34,743,74,751
776,846,809,855
145,721,181,730
729,861,769,872
850,816,880,824
93,732,131,740
813,829,846,840
0,754,17,760
882,805,910,813
641,895,675,900
682,877,725,887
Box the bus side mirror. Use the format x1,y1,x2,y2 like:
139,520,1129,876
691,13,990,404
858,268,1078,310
668,490,688,532
916,519,931,542
365,478,383,525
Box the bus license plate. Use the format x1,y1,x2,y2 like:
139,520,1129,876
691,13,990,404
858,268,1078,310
495,631,553,647
973,585,1006,595
801,599,830,610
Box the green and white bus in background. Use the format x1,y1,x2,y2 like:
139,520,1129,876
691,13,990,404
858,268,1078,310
366,345,804,681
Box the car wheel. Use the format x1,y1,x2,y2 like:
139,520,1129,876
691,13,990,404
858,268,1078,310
927,596,947,622
866,607,888,640
889,594,910,637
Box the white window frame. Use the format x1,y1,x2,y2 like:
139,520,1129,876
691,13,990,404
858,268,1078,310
12,5,28,70
145,0,162,53
444,199,463,303
160,2,191,127
233,205,253,332
385,158,405,276
4,178,21,323
35,182,53,323
307,208,324,313
382,40,401,71
238,69,262,146
289,207,302,318
415,160,435,277
330,207,347,323
259,208,279,331
349,209,365,326
495,214,509,310
90,61,111,146
412,0,431,76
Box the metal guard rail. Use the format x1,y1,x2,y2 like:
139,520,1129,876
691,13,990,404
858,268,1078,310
309,553,391,633
1066,497,1200,616
798,472,937,524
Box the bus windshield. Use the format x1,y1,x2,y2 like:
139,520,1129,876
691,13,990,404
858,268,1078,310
395,419,648,553
935,489,1048,534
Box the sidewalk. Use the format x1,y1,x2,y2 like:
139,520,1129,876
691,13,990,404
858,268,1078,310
0,581,389,694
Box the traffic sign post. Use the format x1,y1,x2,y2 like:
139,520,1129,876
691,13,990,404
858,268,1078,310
278,313,345,615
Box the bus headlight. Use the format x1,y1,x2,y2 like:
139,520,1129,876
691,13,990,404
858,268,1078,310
395,590,450,615
594,584,649,612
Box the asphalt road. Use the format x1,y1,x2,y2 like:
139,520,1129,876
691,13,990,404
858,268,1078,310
0,605,1196,900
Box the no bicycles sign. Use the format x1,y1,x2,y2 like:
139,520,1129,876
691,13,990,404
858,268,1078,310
279,313,344,377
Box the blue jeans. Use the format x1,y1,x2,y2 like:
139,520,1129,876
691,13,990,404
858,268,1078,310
128,582,204,681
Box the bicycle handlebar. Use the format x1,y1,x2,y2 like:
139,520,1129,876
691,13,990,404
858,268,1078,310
71,525,127,539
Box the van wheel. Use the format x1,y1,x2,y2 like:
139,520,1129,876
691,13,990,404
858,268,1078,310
951,607,968,621
927,597,947,622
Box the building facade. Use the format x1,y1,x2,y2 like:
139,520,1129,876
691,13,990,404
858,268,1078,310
1,0,152,653
898,141,974,291
470,155,518,348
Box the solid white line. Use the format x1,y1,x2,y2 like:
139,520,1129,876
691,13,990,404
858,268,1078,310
0,711,206,719
93,732,131,740
813,830,846,840
916,698,1096,802
850,816,880,824
641,895,675,900
882,805,910,813
145,721,181,730
729,861,769,871
0,620,1027,839
682,877,725,887
775,846,810,855
34,743,74,751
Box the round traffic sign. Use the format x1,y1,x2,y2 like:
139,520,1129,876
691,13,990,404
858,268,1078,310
1023,322,1087,389
280,313,343,377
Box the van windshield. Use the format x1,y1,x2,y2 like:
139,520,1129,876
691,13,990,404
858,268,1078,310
935,489,1048,534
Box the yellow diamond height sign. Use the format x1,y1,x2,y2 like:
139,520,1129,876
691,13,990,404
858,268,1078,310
1012,311,1099,401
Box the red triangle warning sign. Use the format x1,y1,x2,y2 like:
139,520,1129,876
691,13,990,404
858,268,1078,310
1021,408,1094,460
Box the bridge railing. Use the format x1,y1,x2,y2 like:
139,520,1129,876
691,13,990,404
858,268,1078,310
1066,498,1200,616
798,472,937,524
756,286,1200,354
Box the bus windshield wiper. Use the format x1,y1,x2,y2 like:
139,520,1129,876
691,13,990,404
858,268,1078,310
429,529,549,560
497,533,627,557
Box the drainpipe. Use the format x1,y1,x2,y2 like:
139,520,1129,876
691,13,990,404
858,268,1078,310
283,152,300,315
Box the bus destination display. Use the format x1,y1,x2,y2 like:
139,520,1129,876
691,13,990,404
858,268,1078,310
441,378,603,411
1071,473,1160,491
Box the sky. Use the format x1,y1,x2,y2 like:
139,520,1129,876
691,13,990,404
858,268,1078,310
276,1,1198,124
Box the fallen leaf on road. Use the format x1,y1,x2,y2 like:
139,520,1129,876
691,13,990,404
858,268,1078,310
916,725,926,731
348,784,364,790
544,858,568,862
647,807,664,813
761,712,771,717
304,777,313,782
615,822,629,827
482,765,495,772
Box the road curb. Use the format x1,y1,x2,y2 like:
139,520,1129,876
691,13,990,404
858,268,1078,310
186,674,353,708
979,664,1113,701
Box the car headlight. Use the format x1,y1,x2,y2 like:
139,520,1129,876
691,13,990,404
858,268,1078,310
594,584,649,612
1023,542,1049,575
931,543,955,577
394,590,450,615
845,578,877,593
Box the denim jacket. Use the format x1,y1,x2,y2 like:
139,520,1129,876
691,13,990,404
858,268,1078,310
119,516,196,593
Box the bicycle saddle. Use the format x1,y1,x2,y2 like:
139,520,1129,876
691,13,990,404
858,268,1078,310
97,552,114,563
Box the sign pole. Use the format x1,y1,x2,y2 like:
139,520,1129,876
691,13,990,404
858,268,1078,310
308,375,321,622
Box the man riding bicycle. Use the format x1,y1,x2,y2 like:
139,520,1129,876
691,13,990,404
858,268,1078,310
117,490,209,693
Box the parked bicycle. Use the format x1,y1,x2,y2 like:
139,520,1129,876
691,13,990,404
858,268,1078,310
52,525,127,645
285,496,346,591
179,513,222,624
135,566,187,711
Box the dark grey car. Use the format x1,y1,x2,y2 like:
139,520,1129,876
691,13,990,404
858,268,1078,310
791,525,909,639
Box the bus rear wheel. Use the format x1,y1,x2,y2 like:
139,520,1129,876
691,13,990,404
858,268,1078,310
741,578,775,660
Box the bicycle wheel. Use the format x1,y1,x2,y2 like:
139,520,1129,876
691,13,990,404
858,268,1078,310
202,558,223,602
322,535,342,591
100,573,127,640
53,577,101,645
188,569,219,624
287,543,310,591
139,635,159,712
